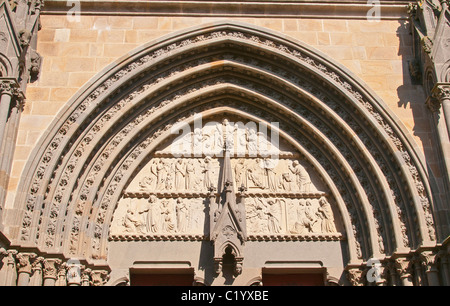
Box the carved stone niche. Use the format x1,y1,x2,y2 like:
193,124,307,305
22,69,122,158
109,116,342,241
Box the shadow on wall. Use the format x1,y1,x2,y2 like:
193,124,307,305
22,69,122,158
396,20,441,178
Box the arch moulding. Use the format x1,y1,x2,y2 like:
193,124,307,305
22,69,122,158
5,22,441,276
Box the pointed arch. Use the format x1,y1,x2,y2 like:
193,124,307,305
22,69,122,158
7,21,440,270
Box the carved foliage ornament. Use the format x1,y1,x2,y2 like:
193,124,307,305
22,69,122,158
19,27,435,259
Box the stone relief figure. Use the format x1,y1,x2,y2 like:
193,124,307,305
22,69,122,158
176,198,189,233
264,199,282,234
280,172,294,192
234,159,247,188
291,200,318,234
247,158,264,189
317,197,337,233
138,176,153,191
174,159,186,190
185,160,196,190
263,158,278,192
156,159,167,189
246,198,266,234
245,127,258,155
150,158,160,186
201,156,214,189
161,200,175,233
123,209,141,234
193,128,204,151
136,199,151,233
288,160,312,192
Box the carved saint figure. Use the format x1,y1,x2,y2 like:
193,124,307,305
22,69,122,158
176,198,189,233
156,159,167,189
263,158,278,191
265,199,282,234
246,198,265,234
317,197,337,233
161,200,175,233
185,160,196,190
234,159,247,188
288,160,311,192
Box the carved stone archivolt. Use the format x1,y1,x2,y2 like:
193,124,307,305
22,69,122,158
7,22,438,269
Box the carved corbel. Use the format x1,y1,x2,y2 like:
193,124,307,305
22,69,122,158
18,29,32,49
214,258,223,275
29,50,42,82
234,257,243,276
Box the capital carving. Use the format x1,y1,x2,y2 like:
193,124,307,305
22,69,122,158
420,251,438,272
6,249,18,265
31,256,44,272
394,257,412,279
346,268,363,286
42,259,62,280
432,84,450,102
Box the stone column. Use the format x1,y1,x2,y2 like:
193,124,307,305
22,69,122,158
29,257,44,286
16,253,37,286
4,250,17,286
0,80,17,149
375,264,388,286
421,251,440,286
394,257,413,286
387,261,398,286
43,259,61,286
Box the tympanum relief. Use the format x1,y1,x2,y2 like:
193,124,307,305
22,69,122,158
110,119,342,241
